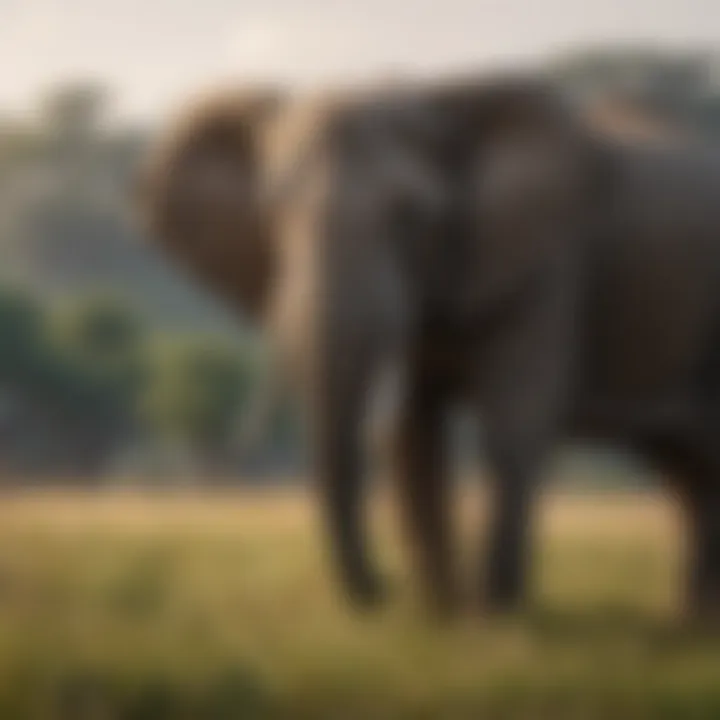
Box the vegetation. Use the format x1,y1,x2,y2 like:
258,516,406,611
0,489,715,719
140,336,256,467
549,46,720,135
0,288,273,479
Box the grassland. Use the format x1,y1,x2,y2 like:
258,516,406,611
0,488,717,719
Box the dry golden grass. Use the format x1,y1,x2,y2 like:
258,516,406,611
0,487,715,719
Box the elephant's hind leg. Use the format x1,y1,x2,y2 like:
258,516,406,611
687,484,720,621
639,433,720,622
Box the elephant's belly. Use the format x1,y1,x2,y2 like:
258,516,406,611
575,331,705,428
415,328,484,397
567,389,701,442
576,235,718,437
570,315,710,439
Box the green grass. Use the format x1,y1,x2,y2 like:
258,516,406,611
0,489,716,719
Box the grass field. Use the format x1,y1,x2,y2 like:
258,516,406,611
0,488,717,719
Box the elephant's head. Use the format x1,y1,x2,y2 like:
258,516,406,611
251,76,599,608
138,87,284,318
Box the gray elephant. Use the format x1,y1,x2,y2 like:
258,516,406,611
140,75,720,619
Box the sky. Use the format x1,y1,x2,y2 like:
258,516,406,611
0,0,718,121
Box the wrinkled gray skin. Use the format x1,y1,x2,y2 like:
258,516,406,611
279,80,720,618
146,77,720,619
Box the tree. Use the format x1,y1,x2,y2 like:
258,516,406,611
41,83,109,149
0,287,45,379
51,295,145,381
550,46,720,137
49,296,148,465
0,288,151,479
140,337,255,475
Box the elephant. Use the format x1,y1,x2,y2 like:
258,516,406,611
140,74,720,620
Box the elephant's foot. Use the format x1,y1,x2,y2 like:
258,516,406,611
684,584,720,629
684,518,720,628
478,595,528,619
342,570,389,611
422,581,464,622
479,575,529,618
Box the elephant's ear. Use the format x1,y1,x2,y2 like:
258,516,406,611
138,88,284,319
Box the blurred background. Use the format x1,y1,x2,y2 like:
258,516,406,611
0,2,719,717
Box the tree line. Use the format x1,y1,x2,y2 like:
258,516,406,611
0,287,302,482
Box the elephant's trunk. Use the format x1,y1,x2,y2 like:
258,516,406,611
309,193,411,607
312,320,384,605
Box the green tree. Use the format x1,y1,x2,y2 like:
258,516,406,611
49,296,148,455
141,338,255,474
41,83,108,146
51,295,146,385
550,46,720,137
0,287,46,380
0,289,151,479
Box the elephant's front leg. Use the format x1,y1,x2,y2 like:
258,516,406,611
392,374,458,617
474,266,576,613
312,338,386,609
481,422,547,612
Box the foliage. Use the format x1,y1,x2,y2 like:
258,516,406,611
51,294,147,400
0,287,265,478
141,336,254,455
0,287,46,379
550,46,720,136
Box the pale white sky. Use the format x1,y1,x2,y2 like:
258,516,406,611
0,0,718,121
